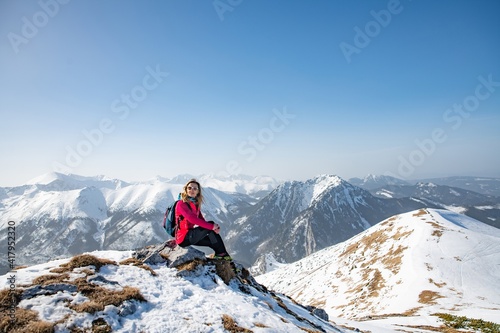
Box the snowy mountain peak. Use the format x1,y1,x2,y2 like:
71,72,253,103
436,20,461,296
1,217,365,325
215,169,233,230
27,172,118,185
309,174,345,202
363,173,378,181
312,174,344,186
25,172,127,191
267,175,346,212
226,174,433,266
26,172,65,185
416,181,437,188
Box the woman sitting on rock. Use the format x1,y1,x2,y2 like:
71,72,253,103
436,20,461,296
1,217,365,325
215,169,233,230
175,179,232,260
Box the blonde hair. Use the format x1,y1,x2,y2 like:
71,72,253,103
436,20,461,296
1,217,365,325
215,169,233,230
181,178,204,207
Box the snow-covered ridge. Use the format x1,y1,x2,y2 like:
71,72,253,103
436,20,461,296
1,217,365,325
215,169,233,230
256,209,500,326
23,172,280,197
2,172,279,218
4,186,107,221
26,172,127,190
0,172,280,273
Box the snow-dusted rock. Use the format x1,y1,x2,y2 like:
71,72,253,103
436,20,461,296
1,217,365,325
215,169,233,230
132,240,206,268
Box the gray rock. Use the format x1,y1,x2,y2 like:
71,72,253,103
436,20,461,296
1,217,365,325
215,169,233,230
133,240,206,268
119,300,137,316
87,274,120,286
163,246,206,268
22,283,78,300
305,305,329,321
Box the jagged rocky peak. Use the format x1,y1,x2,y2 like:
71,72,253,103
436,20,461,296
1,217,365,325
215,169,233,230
312,174,344,185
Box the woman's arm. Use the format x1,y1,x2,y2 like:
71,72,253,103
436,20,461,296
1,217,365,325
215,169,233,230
176,201,215,230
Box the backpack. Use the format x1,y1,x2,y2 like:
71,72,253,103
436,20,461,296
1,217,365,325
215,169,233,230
162,200,180,237
162,200,191,237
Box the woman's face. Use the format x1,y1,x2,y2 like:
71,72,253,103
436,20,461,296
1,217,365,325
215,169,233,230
186,182,199,197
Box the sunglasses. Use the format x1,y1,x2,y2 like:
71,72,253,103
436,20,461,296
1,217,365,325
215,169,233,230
187,186,199,191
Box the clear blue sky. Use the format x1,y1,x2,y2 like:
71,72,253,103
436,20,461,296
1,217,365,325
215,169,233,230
1,0,499,186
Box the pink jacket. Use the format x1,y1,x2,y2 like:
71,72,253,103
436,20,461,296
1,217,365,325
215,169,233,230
175,200,214,244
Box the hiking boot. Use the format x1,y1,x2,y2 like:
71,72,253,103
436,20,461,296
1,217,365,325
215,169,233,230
212,254,232,261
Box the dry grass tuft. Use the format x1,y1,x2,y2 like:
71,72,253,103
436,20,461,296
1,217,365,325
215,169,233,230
429,279,447,288
119,258,142,265
381,244,408,274
432,229,444,237
14,265,28,270
0,307,55,333
4,254,147,331
367,270,384,298
71,284,146,314
402,307,421,316
91,318,112,333
176,258,205,272
214,261,236,285
0,288,22,309
58,254,117,273
32,273,70,286
49,267,71,274
222,314,253,333
427,221,445,238
413,209,427,217
119,258,158,276
419,290,444,305
380,216,398,226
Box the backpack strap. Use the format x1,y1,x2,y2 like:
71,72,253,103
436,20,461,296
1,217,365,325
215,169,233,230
176,199,192,222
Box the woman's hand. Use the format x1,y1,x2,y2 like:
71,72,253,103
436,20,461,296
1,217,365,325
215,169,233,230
212,223,221,234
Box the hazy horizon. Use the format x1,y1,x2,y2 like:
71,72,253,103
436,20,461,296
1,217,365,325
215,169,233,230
1,0,499,187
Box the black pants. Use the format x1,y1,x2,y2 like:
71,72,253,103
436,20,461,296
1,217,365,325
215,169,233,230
179,227,229,255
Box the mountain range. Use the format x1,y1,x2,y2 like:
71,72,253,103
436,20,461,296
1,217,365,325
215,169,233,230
351,176,500,230
1,172,499,275
349,174,500,197
0,172,273,275
1,208,498,332
226,175,438,267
